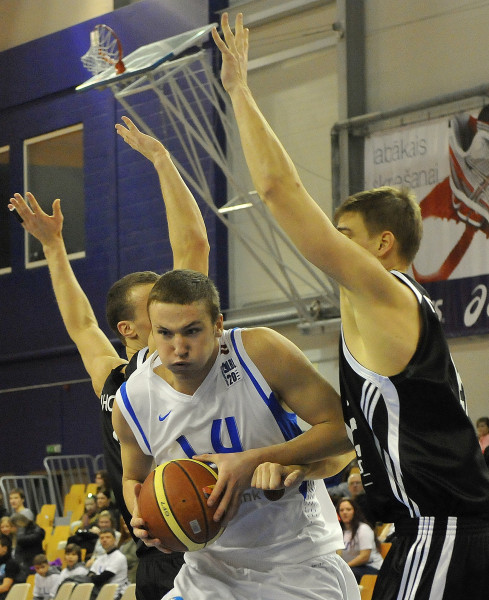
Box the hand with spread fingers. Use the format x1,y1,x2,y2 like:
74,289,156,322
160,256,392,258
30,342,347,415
9,192,63,247
115,115,170,165
212,12,249,95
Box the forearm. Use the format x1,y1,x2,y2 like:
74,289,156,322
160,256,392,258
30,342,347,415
248,421,353,476
228,84,302,206
152,151,209,274
42,237,99,338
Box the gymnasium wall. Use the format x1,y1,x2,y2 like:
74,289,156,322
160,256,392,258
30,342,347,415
0,0,225,474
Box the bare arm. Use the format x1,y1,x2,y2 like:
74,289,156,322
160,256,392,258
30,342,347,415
213,14,421,375
112,399,171,553
9,193,123,397
115,117,210,275
195,327,353,523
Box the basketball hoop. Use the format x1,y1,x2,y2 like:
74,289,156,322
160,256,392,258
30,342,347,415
81,24,125,76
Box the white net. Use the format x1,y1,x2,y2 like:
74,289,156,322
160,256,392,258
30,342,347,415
81,25,122,76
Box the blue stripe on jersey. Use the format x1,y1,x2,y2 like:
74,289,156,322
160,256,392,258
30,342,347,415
230,328,302,442
119,381,152,454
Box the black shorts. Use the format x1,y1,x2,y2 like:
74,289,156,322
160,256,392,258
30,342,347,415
135,547,185,600
373,516,489,600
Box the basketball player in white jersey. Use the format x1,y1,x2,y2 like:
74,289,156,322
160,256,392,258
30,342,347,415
113,269,359,600
211,12,489,600
8,116,209,599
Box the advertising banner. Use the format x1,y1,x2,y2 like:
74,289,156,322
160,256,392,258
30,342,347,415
364,110,489,337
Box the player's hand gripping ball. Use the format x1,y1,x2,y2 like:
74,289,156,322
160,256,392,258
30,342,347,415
138,459,225,552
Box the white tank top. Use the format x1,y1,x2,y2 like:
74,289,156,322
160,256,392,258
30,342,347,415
116,328,343,569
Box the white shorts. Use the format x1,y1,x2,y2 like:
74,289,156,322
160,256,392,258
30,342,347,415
163,551,360,600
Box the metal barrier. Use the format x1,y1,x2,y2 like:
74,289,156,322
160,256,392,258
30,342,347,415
93,454,106,472
0,474,54,516
43,454,98,514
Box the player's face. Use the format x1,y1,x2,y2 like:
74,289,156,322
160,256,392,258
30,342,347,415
65,552,78,567
150,300,223,377
336,212,381,256
338,501,354,525
129,283,155,344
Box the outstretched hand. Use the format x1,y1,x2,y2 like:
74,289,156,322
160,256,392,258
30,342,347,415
212,12,249,94
8,192,63,246
115,116,169,164
130,483,173,554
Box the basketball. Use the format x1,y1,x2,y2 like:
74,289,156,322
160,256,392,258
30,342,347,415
138,459,225,552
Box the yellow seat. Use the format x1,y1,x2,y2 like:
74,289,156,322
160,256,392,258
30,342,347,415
119,585,136,600
45,525,70,562
69,583,94,600
359,574,377,600
85,483,98,496
95,584,118,600
5,583,31,600
24,575,35,600
36,504,56,529
380,542,392,559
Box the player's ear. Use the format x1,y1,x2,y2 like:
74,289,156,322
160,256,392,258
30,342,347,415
118,320,137,339
214,314,224,338
378,230,395,256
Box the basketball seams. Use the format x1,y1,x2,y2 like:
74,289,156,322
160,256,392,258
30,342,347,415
172,460,211,544
142,459,225,552
153,462,203,551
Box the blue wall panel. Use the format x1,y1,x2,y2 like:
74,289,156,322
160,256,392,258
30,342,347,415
0,0,227,475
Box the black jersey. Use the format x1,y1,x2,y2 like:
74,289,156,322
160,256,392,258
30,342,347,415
99,360,132,531
339,270,489,524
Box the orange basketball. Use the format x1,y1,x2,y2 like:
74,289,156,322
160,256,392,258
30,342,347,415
138,459,225,552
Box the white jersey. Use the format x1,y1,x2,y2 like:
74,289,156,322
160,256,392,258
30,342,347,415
116,328,343,570
90,549,129,597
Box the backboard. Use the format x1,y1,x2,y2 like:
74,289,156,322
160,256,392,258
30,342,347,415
76,23,216,92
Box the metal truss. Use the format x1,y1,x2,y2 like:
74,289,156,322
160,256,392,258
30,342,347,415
94,48,339,326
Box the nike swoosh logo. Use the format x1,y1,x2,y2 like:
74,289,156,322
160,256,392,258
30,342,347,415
159,411,171,422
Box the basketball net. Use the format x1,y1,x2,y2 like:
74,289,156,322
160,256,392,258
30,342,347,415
81,25,125,76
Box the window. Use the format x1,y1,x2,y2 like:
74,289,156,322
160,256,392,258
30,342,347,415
0,145,11,274
24,124,85,267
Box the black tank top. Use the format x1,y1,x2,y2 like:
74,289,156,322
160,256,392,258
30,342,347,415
339,270,489,523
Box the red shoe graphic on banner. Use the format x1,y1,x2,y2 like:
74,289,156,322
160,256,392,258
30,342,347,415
413,108,489,283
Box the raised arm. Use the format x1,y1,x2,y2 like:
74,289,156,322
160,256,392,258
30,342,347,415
115,117,209,275
8,193,123,397
212,14,395,296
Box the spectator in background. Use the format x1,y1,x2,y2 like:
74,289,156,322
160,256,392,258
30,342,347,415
0,494,7,520
9,489,34,521
85,512,121,568
0,535,23,599
117,521,138,584
477,417,489,454
88,529,128,600
0,518,14,543
346,472,377,529
337,497,383,583
10,513,44,579
95,491,119,528
80,496,99,530
32,554,61,600
55,543,88,593
94,471,116,506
